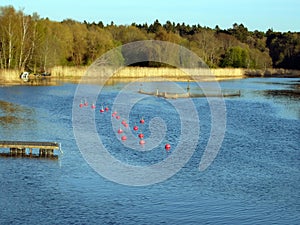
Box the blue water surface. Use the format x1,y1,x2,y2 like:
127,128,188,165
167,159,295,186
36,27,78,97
0,78,299,224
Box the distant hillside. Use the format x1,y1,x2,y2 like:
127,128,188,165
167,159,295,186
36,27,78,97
0,5,299,72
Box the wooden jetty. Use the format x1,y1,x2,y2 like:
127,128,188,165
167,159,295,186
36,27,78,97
0,141,61,159
138,88,241,99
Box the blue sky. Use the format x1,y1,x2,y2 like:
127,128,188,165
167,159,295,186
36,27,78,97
2,0,299,32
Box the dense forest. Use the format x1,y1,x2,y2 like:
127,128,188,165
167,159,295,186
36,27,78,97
0,6,299,72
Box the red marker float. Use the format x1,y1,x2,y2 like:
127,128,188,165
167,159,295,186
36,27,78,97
121,135,127,141
138,133,144,139
121,120,127,125
116,115,120,120
91,104,96,109
84,100,88,106
123,123,129,128
117,128,123,134
100,107,105,113
139,140,145,145
140,118,145,124
79,103,84,108
105,107,109,111
165,143,171,151
133,125,138,131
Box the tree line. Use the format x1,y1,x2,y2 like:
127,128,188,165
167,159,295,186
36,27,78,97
0,6,299,72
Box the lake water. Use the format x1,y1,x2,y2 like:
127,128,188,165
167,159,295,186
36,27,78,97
0,77,299,224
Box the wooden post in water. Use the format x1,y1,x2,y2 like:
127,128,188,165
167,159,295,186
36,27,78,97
48,149,54,157
39,149,46,157
16,148,23,155
10,148,16,156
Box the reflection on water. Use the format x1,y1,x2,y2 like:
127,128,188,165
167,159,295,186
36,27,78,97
0,100,35,128
263,79,300,119
0,115,29,125
21,77,60,86
66,75,230,87
0,100,34,113
265,89,300,98
74,76,193,86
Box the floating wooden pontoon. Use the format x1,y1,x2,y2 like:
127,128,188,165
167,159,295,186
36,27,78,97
0,141,61,159
138,89,241,99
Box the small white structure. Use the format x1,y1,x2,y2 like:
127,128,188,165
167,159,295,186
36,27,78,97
20,71,29,82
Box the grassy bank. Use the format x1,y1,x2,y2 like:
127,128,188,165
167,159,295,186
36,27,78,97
1,67,299,85
51,66,246,81
245,68,300,77
0,69,20,84
50,66,246,83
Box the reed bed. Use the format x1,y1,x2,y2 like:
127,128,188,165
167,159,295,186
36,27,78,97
0,69,20,83
50,66,88,78
113,67,245,78
1,67,299,85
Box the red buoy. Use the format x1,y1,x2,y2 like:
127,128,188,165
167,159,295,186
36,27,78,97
138,133,144,139
117,128,123,134
84,101,88,106
100,108,105,113
133,125,138,131
121,120,127,125
116,115,120,120
112,113,116,117
91,104,96,109
79,103,84,108
140,118,145,124
121,135,127,141
139,140,145,145
123,123,129,128
105,107,109,111
165,143,171,151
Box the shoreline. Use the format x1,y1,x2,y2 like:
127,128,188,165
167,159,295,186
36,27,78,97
1,67,299,86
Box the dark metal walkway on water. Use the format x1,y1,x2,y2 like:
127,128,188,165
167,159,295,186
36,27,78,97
0,141,62,159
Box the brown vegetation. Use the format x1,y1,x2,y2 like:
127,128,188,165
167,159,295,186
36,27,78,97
2,66,299,85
